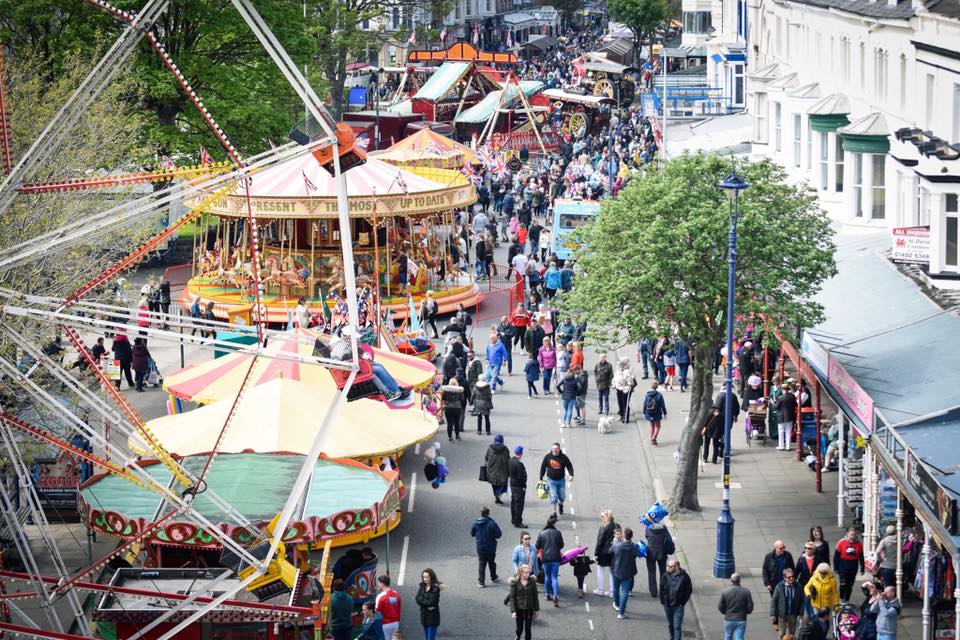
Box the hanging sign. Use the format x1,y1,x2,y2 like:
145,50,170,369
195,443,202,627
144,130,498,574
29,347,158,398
906,450,957,535
890,226,930,264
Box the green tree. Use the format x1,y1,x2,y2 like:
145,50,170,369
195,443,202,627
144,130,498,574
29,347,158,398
552,0,584,29
558,154,837,511
607,0,668,60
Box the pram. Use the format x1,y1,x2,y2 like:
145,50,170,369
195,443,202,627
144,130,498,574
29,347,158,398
835,603,860,639
744,399,768,446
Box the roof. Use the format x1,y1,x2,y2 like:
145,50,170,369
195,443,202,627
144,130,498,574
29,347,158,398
783,0,915,19
747,62,780,81
925,0,960,17
455,81,544,124
542,88,617,106
769,72,799,90
524,35,560,51
838,112,889,136
376,127,479,164
597,38,634,57
787,82,822,99
585,59,635,75
503,11,536,24
808,93,851,115
413,61,471,101
808,231,960,426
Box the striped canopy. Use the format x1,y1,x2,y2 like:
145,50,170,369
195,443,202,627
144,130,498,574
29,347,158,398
164,329,437,405
373,129,479,168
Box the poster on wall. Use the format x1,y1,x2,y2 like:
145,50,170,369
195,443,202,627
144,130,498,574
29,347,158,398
890,226,930,264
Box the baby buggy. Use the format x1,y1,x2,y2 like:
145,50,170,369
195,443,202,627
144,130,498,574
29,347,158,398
744,398,768,446
835,603,860,639
146,357,163,389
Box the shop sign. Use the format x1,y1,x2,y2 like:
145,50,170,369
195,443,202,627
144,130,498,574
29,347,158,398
907,450,957,535
499,130,562,152
891,226,930,265
827,355,874,435
800,330,829,378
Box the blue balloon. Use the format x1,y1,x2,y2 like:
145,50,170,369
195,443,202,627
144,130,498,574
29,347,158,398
640,502,669,527
635,540,649,558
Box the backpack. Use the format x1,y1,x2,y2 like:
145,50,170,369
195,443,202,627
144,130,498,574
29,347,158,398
645,393,659,415
796,619,821,640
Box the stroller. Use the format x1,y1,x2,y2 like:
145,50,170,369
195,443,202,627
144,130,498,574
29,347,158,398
146,357,163,389
835,603,861,639
744,398,768,446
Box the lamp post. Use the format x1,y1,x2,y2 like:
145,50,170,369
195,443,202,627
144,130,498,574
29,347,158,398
607,114,619,196
713,168,749,579
372,68,383,151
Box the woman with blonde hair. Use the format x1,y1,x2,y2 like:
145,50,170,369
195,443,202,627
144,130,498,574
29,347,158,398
507,564,539,640
594,510,617,597
804,563,840,613
613,358,637,423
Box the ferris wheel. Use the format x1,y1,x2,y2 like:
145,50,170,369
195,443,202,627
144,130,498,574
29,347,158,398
0,1,375,638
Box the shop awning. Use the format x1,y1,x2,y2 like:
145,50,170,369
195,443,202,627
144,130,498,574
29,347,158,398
413,62,472,102
523,35,560,51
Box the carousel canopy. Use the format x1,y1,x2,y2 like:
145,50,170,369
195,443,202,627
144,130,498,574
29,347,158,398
80,454,400,547
136,378,438,459
164,329,437,405
370,128,479,168
413,62,472,102
198,156,475,219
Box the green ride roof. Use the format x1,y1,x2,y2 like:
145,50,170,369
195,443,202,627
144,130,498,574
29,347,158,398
455,81,544,124
413,62,472,102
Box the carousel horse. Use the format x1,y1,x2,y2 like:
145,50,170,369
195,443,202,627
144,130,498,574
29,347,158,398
263,255,307,289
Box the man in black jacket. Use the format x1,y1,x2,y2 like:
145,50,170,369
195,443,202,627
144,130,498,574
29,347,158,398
508,446,527,528
660,558,693,640
762,541,796,594
769,568,805,638
704,391,741,464
538,443,574,517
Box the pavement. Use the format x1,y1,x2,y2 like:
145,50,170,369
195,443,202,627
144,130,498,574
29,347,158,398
614,346,925,640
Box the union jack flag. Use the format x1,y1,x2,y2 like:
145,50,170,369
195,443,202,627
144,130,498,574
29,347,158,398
199,145,213,166
161,155,176,171
476,145,495,169
396,171,408,194
302,170,318,193
491,156,510,180
425,140,443,155
268,139,279,155
356,133,370,150
461,163,482,187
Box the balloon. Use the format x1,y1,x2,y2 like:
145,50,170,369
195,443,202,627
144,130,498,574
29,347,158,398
641,502,669,527
635,540,648,558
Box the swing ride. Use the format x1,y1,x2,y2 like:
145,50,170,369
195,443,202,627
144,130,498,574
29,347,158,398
0,0,427,637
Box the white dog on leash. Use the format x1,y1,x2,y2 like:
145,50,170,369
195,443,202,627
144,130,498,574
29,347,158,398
597,415,616,434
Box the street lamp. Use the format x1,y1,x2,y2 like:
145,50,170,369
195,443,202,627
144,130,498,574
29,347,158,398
713,167,749,579
607,114,619,196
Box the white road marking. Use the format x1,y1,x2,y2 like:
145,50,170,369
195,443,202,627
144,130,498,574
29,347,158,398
714,482,743,489
407,473,417,513
571,521,577,529
397,535,410,586
575,535,580,545
588,619,594,631
570,507,575,515
584,601,590,612
414,443,421,455
561,437,565,445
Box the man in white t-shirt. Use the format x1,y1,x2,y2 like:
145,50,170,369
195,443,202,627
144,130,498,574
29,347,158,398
511,251,528,291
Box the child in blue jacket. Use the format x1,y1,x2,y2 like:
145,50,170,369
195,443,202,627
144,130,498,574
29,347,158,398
524,353,541,398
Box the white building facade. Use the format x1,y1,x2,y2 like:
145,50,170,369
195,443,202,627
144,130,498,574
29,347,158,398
746,0,960,285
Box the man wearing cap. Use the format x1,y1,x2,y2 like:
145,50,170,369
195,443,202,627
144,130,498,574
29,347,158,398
509,446,527,527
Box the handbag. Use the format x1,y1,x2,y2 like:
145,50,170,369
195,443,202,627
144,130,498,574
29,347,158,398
664,530,676,555
479,465,488,482
535,480,549,500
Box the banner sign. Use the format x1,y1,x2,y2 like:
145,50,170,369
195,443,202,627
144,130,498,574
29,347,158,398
907,450,957,535
499,130,562,152
801,330,829,378
891,226,930,264
827,354,874,435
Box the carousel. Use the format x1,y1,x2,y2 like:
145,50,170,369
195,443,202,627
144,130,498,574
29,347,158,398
179,155,478,322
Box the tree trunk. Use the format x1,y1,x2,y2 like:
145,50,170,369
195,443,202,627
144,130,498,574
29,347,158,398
668,347,715,512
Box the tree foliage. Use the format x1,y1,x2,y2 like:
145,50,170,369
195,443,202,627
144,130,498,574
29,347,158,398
559,154,837,511
607,0,668,57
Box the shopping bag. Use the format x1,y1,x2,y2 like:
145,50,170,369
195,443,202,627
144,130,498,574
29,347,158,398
535,480,549,500
479,465,488,482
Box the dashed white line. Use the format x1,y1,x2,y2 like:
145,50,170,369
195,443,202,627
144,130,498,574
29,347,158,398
584,601,590,612
407,473,417,513
570,507,575,515
414,442,421,455
571,521,577,529
397,535,410,586
560,437,565,445
575,535,580,545
588,619,594,631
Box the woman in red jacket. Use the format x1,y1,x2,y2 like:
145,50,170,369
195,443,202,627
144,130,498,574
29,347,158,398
510,303,530,354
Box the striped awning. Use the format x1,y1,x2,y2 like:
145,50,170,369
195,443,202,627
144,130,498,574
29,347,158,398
456,81,544,124
413,62,472,102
